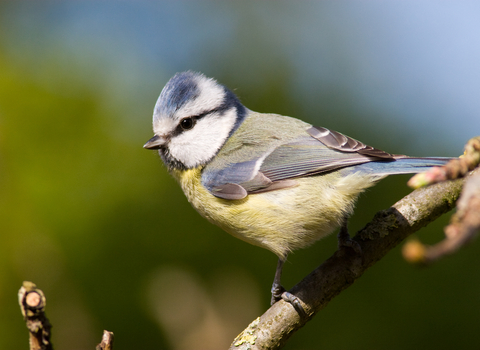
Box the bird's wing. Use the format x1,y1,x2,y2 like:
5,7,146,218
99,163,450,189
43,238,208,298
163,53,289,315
306,126,395,158
202,126,398,200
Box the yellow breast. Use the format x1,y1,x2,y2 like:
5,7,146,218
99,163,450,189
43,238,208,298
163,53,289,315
171,167,375,259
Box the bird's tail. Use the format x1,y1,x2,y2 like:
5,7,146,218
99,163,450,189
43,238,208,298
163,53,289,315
349,156,454,176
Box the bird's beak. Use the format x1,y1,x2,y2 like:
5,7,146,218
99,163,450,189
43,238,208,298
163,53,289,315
143,135,166,150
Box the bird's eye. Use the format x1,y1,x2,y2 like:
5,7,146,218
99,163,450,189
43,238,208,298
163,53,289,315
180,117,195,130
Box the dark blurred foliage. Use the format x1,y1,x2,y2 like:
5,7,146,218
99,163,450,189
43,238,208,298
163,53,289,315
1,2,480,350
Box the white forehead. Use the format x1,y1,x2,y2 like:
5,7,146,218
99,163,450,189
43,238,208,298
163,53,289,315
152,116,176,137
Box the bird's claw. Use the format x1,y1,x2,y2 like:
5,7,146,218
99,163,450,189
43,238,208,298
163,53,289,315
338,235,362,254
281,291,307,318
271,283,307,318
338,220,362,254
271,283,286,304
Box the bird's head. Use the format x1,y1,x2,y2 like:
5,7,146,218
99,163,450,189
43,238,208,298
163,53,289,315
144,71,247,170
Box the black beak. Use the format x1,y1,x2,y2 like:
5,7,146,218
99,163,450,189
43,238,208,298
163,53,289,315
143,135,166,150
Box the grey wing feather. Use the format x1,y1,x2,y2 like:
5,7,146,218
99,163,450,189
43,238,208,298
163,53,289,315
209,183,248,200
202,126,398,200
201,159,261,200
307,126,396,158
260,133,396,181
202,158,298,199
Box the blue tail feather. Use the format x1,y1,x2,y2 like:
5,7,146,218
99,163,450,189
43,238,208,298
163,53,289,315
347,157,453,176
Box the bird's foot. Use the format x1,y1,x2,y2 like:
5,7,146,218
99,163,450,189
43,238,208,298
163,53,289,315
271,282,286,304
337,221,362,254
338,233,362,254
281,291,307,318
271,283,307,318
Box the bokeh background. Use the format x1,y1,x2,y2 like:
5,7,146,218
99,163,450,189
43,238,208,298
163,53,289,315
1,1,480,349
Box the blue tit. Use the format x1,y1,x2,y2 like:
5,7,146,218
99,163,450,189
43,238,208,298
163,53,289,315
144,71,451,311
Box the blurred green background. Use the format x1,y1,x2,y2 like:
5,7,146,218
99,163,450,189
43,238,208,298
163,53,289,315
1,1,480,349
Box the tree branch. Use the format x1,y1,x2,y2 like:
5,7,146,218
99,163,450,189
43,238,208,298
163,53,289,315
230,177,464,350
96,330,115,350
18,282,53,350
19,281,115,350
404,170,480,264
402,136,480,264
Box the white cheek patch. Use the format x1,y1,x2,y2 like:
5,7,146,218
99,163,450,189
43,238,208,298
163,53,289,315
168,108,237,168
176,77,225,120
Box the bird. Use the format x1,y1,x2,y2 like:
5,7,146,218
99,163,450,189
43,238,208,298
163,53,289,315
144,71,450,315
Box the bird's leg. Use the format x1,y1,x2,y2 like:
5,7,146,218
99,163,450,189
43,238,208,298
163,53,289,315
270,258,286,304
337,216,362,253
271,257,307,318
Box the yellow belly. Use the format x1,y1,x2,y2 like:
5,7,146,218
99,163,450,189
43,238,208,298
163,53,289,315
171,168,375,259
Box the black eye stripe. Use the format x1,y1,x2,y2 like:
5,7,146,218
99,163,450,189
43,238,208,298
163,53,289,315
173,106,229,136
192,107,224,120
